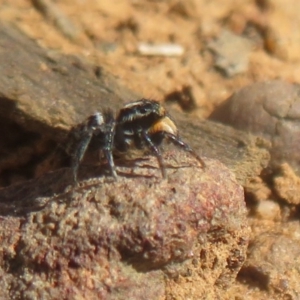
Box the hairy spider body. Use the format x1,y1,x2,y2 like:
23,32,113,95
68,99,204,183
114,100,176,151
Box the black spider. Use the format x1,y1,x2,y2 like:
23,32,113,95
66,99,205,183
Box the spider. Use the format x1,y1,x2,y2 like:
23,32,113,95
66,99,205,183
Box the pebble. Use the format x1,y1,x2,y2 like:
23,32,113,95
210,80,300,174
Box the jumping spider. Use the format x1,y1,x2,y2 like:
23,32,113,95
66,99,205,183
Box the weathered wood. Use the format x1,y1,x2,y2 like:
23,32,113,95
0,22,269,187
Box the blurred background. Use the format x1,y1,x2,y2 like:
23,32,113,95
2,0,299,117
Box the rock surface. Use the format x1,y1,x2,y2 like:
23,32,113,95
273,163,300,205
0,154,249,300
3,0,300,298
240,222,300,299
208,30,253,77
210,80,300,173
0,23,269,187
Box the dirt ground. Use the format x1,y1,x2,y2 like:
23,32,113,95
3,0,300,117
1,0,300,299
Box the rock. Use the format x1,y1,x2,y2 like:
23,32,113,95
240,222,300,299
209,80,300,174
0,23,136,132
208,30,253,77
0,154,249,299
273,163,300,206
0,216,20,299
255,199,280,221
263,0,300,61
0,22,137,187
0,22,269,187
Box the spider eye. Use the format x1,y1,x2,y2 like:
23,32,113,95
139,107,147,114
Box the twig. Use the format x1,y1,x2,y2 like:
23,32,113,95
137,43,185,56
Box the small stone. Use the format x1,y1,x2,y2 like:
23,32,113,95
255,200,280,220
208,30,253,77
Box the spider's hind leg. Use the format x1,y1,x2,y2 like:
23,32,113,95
66,112,105,184
71,135,92,183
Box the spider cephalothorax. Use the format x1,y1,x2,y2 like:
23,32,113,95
114,99,176,150
67,99,205,182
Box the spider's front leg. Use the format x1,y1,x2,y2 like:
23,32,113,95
142,131,167,178
165,132,205,168
67,112,105,183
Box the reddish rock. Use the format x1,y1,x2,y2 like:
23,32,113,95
0,153,249,299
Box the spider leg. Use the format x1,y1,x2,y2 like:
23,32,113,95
69,112,104,183
71,134,93,183
104,150,117,178
165,132,205,168
102,110,118,179
142,131,167,178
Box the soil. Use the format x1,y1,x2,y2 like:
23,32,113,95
1,0,300,299
4,0,300,118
